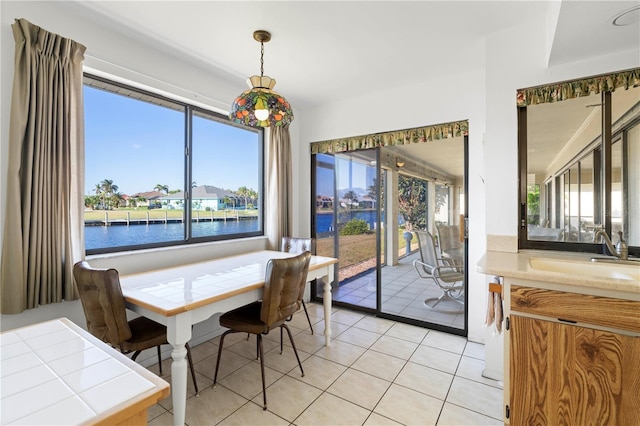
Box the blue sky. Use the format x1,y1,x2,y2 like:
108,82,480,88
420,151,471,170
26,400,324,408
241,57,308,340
84,86,259,196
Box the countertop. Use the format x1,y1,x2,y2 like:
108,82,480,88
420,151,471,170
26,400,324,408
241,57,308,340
477,250,639,298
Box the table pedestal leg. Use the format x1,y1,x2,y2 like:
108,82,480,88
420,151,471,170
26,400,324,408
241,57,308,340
169,344,187,426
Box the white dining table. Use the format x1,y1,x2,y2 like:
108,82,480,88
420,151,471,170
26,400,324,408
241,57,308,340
119,250,337,426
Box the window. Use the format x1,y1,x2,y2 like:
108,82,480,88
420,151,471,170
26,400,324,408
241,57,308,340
84,74,263,254
519,72,639,256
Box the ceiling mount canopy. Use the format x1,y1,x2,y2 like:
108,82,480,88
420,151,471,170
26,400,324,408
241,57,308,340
229,30,294,128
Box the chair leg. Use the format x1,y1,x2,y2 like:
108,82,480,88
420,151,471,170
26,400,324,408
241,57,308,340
185,343,199,395
213,330,233,386
301,300,314,334
157,346,163,375
282,324,304,377
280,326,284,354
257,334,267,410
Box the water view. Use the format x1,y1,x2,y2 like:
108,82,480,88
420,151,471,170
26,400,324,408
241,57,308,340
85,219,259,250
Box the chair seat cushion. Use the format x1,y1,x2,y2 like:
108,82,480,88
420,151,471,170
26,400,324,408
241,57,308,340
121,316,167,352
220,301,271,335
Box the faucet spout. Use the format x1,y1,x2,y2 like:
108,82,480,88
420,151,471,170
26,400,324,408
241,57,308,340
594,230,628,260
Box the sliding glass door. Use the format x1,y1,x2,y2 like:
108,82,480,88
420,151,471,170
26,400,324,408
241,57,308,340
312,135,468,336
313,150,380,311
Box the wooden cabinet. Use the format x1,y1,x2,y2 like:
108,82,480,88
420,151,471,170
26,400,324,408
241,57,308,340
505,283,640,425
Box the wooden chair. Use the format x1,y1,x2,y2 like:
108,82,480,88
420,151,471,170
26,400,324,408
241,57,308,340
281,236,315,334
213,251,311,410
73,261,198,394
413,231,464,308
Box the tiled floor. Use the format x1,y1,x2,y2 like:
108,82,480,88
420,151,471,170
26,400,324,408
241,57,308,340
146,303,503,426
324,252,465,330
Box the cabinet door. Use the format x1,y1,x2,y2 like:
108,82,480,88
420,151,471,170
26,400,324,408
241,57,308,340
510,315,640,425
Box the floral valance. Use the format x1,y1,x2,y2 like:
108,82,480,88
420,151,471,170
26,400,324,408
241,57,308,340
310,120,468,155
517,68,640,107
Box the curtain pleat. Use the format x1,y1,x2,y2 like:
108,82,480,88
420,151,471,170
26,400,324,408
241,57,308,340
1,19,86,313
266,126,292,250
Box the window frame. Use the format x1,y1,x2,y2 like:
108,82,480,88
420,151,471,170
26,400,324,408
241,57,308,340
518,88,639,257
84,73,264,255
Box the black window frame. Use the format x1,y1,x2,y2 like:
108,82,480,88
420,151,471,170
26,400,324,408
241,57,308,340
84,73,264,255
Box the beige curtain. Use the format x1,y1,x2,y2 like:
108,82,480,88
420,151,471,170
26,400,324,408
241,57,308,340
265,126,292,250
1,19,86,314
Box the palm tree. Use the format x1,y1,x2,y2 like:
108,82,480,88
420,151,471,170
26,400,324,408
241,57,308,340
94,183,104,209
343,190,359,210
154,184,169,194
100,179,118,210
237,186,250,208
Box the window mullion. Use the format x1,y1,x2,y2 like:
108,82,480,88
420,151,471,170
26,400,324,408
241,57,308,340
602,91,612,234
185,106,193,240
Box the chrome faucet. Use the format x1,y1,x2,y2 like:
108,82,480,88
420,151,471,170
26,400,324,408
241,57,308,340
594,230,628,260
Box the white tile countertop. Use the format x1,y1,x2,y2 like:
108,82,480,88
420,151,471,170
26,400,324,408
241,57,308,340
0,318,169,425
477,249,639,299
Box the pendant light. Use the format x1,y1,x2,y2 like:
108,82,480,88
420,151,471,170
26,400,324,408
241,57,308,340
229,30,294,127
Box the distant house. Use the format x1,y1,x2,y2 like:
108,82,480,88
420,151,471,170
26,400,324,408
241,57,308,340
162,185,243,211
129,191,166,208
316,195,333,209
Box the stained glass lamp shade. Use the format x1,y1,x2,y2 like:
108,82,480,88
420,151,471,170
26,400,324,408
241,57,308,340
229,75,294,127
229,30,294,128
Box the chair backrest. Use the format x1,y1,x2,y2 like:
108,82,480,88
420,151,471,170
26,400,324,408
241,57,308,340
436,224,461,253
281,237,315,254
414,230,438,275
261,251,312,329
73,261,132,346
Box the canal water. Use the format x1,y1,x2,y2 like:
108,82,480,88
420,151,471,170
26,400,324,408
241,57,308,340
85,210,385,250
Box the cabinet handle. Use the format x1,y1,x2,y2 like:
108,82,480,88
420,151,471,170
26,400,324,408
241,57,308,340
558,318,577,324
505,316,510,331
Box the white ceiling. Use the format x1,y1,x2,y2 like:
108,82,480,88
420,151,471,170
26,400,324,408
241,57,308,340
72,0,640,109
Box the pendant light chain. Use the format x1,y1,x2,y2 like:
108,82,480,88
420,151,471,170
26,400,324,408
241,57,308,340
260,42,265,78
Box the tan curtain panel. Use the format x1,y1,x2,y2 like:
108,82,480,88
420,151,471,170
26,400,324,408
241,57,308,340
517,68,640,107
310,120,469,155
265,126,292,250
1,19,86,314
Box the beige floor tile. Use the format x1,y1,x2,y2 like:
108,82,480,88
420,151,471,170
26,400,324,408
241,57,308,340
158,372,207,410
326,368,391,410
184,385,247,426
188,340,218,364
384,322,429,343
218,360,283,399
437,402,503,425
294,393,370,426
252,375,322,421
217,401,289,426
225,334,279,359
374,383,442,426
147,410,174,426
409,345,461,375
261,344,312,374
462,341,485,360
422,330,467,354
331,309,367,326
351,349,406,382
369,335,419,360
146,403,168,423
313,319,351,340
196,348,253,382
363,412,403,425
290,354,347,390
446,377,503,420
287,311,322,332
353,316,395,334
455,356,503,389
335,326,381,348
314,339,367,366
282,330,327,354
394,361,453,400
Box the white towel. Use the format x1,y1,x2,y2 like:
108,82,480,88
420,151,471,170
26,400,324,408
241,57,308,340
484,276,503,334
